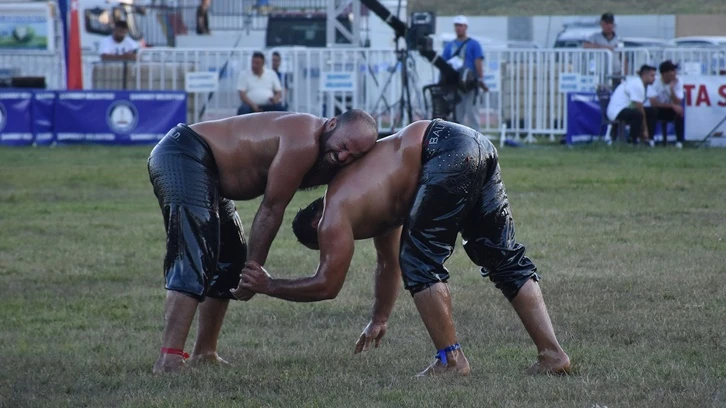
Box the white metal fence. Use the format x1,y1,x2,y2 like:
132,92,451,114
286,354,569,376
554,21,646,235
132,47,615,139
2,46,724,141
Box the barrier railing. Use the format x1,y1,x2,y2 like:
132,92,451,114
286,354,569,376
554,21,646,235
132,47,613,140
4,46,724,142
0,52,64,90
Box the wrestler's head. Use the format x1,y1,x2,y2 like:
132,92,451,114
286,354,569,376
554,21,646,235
292,197,325,250
300,109,377,188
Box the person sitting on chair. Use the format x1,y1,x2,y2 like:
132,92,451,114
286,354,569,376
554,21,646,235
645,60,685,148
606,64,656,146
236,52,285,115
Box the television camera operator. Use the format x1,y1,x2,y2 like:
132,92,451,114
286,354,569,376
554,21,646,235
441,15,486,131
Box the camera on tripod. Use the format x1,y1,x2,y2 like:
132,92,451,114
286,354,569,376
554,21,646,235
407,11,435,53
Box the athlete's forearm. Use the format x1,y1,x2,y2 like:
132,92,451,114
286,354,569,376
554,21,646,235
246,204,284,266
265,276,337,302
371,263,401,322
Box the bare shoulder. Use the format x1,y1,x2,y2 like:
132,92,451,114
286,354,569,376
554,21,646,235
276,112,324,132
400,120,430,145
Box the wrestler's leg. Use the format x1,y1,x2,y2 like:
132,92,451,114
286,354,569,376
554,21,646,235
512,279,571,375
152,202,220,373
153,291,199,374
462,163,569,375
400,181,473,377
190,202,246,365
412,282,471,377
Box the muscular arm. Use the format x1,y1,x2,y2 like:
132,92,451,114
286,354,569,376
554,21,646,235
370,227,403,323
246,137,317,266
265,204,355,301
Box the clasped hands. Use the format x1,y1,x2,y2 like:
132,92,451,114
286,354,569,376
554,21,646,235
230,260,271,301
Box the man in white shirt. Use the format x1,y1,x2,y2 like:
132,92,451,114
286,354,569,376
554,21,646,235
236,52,285,115
606,64,656,145
99,21,139,62
645,61,685,148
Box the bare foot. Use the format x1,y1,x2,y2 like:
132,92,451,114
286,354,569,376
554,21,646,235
416,351,471,377
187,352,231,367
152,355,186,374
525,351,571,376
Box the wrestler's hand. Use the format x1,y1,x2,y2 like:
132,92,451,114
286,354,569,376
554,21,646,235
238,261,273,295
354,319,387,354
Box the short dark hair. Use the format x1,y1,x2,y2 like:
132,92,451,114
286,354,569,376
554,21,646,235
114,20,129,30
292,197,325,249
335,108,376,129
638,64,657,75
272,51,281,58
600,12,614,23
252,51,265,62
659,60,679,74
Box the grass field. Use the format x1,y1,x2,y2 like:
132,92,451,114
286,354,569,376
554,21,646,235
409,0,726,15
1,143,725,407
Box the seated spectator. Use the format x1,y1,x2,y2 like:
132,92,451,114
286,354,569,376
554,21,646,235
237,51,285,115
271,51,289,109
99,21,139,62
645,60,685,148
196,0,211,35
606,64,657,146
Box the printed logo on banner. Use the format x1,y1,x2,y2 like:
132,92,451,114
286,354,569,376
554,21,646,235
0,102,6,132
106,100,138,134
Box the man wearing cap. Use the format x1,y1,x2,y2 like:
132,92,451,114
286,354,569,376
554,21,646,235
606,64,657,146
645,61,685,148
584,13,626,86
441,15,485,131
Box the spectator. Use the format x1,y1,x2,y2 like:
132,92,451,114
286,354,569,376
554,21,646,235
606,64,657,146
441,15,485,132
236,51,285,115
99,20,139,62
584,13,626,86
271,51,289,108
196,0,211,35
645,60,685,148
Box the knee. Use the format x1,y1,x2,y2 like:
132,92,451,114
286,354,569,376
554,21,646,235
494,272,540,301
401,264,450,296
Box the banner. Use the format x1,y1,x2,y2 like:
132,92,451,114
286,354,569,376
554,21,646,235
54,91,187,144
32,91,56,146
682,76,726,147
0,91,34,146
565,92,602,144
0,3,54,51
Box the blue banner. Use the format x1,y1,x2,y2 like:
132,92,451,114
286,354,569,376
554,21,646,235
566,92,602,145
32,91,56,146
54,91,187,145
0,90,34,146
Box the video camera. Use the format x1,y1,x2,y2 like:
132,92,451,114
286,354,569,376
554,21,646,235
360,0,477,92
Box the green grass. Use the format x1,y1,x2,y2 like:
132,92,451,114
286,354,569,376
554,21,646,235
1,143,725,407
410,0,726,15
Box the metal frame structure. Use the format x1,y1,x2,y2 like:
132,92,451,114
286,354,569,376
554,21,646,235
326,0,362,47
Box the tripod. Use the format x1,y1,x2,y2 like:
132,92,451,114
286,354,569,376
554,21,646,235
697,113,726,147
368,43,426,132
